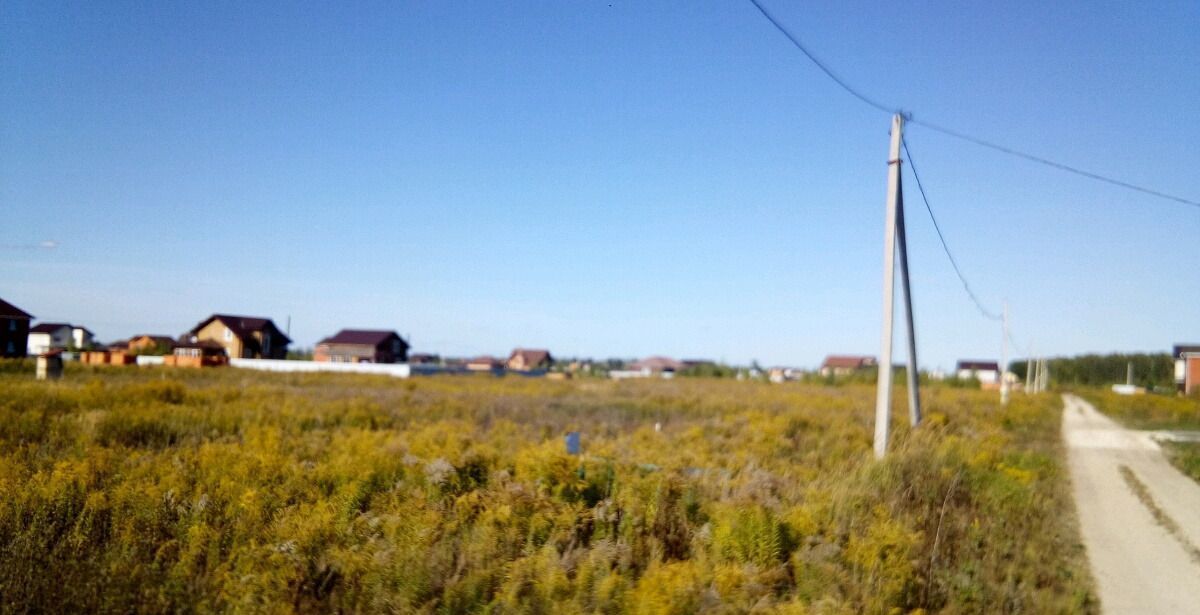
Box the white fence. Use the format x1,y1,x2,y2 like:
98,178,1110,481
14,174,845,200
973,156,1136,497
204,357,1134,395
230,358,410,379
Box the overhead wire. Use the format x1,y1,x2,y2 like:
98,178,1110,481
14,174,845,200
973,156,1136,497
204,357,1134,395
745,0,895,115
901,137,1003,322
745,0,1200,209
907,118,1200,208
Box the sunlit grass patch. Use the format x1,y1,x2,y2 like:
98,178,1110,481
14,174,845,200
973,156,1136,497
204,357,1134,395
0,363,1094,612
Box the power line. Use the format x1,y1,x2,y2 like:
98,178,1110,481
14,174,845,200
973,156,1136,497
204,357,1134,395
909,118,1200,208
907,138,1035,362
902,137,1003,322
746,0,1200,209
745,0,895,115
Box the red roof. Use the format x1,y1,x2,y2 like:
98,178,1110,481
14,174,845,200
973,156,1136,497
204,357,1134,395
318,329,405,347
821,355,876,369
0,298,32,320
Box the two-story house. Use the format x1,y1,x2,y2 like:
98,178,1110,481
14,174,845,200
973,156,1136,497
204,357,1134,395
186,314,290,359
0,298,33,358
27,323,73,355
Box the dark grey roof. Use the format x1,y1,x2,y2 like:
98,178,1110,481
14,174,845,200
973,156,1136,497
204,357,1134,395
190,314,292,344
0,298,32,320
30,322,71,334
956,360,1000,371
318,329,405,347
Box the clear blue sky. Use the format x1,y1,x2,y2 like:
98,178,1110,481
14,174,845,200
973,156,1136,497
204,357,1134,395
2,1,1197,368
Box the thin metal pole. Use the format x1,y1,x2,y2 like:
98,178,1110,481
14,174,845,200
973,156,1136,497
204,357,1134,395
874,114,903,459
894,181,922,426
1000,301,1009,405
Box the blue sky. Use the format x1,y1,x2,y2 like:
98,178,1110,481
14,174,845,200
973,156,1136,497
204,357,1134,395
2,1,1197,368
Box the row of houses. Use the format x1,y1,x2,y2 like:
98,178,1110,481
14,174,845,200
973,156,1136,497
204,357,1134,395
0,299,409,366
8,296,1198,390
2,296,561,373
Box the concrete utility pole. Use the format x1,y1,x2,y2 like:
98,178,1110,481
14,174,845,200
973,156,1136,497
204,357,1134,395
895,169,922,428
1000,302,1010,405
874,113,921,459
1026,356,1033,393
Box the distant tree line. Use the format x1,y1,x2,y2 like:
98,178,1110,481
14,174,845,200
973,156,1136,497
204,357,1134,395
1008,353,1174,390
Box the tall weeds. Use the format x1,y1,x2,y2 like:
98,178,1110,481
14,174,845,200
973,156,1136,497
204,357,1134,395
0,365,1094,613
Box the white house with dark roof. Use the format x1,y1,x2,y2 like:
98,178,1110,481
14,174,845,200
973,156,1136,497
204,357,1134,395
956,360,1000,384
71,326,94,350
27,323,73,355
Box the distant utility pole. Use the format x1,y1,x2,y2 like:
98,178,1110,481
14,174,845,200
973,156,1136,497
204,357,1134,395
1000,302,1009,405
874,113,922,460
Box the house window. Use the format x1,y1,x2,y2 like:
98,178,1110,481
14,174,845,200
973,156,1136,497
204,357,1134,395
224,328,233,341
6,341,12,353
8,320,14,331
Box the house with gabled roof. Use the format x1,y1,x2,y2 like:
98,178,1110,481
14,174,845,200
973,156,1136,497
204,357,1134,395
124,335,177,355
70,326,94,350
507,348,552,371
630,356,683,375
819,355,877,377
0,297,33,358
465,356,503,372
956,360,1000,385
187,314,290,360
27,322,73,355
315,329,409,364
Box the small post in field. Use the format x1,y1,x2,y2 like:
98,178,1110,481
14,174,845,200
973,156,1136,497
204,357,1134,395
1000,301,1009,405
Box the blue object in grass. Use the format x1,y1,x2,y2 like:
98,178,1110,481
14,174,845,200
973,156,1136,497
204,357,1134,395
565,431,581,455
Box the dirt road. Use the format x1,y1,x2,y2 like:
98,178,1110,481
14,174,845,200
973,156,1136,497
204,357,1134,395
1062,394,1200,614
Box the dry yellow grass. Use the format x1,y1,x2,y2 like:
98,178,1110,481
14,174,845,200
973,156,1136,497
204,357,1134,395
0,364,1094,613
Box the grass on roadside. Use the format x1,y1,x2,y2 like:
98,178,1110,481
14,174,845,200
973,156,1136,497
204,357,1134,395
1079,390,1200,431
1079,390,1200,484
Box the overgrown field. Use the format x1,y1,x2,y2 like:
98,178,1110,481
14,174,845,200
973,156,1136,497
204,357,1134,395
0,366,1094,613
1082,390,1200,483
